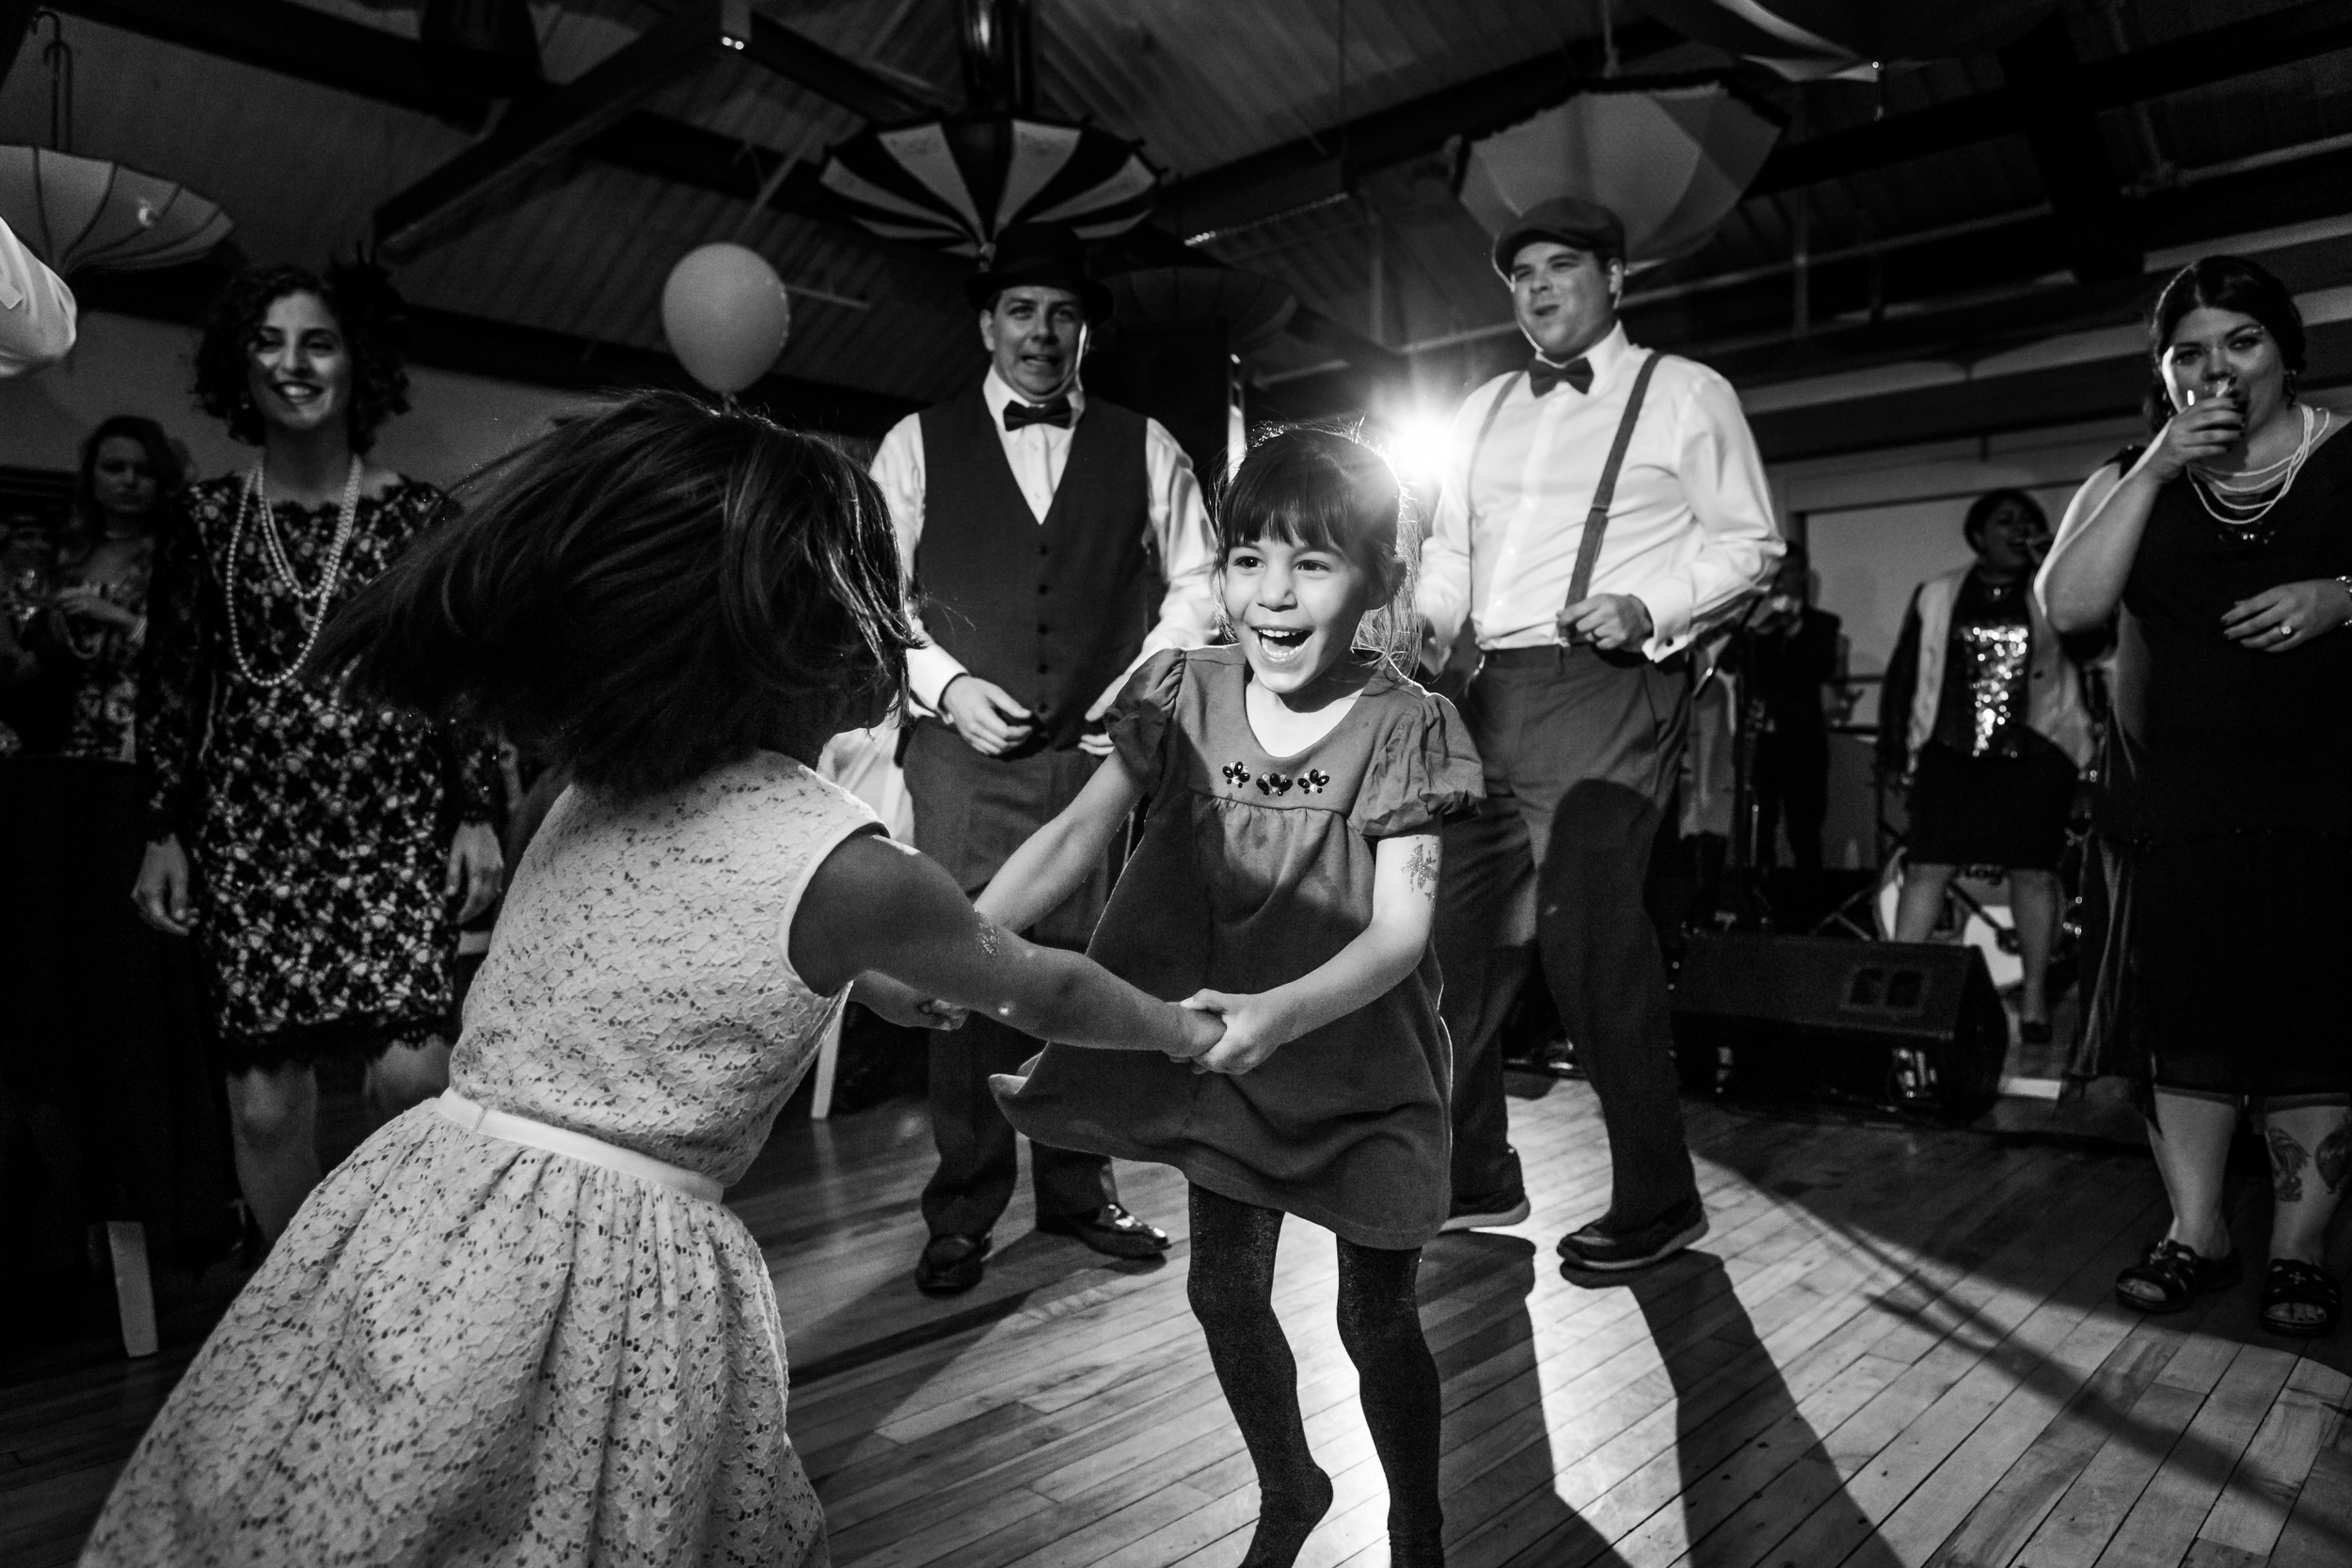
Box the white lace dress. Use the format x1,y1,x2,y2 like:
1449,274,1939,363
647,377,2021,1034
82,753,877,1568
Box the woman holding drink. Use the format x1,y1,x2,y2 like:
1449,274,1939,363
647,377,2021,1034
2042,255,2352,1338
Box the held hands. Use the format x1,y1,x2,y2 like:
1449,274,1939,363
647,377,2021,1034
940,674,1034,756
853,973,968,1031
2221,578,2352,654
1557,594,1654,653
51,584,141,634
1177,989,1291,1075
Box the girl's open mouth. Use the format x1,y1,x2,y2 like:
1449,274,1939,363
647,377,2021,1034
1252,626,1311,663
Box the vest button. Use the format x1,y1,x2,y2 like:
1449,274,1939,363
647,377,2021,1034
1037,543,1049,556
1037,582,1050,594
1038,624,1050,635
1038,662,1050,673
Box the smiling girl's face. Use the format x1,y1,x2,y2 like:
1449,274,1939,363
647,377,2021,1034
1221,532,1380,701
246,291,354,442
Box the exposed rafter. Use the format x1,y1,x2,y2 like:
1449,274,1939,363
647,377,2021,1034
374,1,753,261
1749,0,2352,195
1996,13,2142,285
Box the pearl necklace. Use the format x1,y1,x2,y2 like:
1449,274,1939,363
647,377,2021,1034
224,456,363,688
2190,404,2328,530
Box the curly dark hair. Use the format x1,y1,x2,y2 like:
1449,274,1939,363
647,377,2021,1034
2143,255,2307,433
192,261,411,452
1961,487,2047,549
307,391,915,800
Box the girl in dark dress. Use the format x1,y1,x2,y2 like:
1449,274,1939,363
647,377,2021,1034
983,429,1483,1568
131,265,505,1242
2043,256,2352,1338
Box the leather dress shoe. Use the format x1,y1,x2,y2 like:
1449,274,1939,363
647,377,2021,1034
915,1231,992,1294
1557,1197,1708,1273
1036,1202,1170,1259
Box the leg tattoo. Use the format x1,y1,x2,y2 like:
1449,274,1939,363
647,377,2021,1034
2267,1125,2310,1203
2316,1121,2352,1196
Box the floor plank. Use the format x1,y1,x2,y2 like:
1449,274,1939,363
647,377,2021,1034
6,1075,2344,1568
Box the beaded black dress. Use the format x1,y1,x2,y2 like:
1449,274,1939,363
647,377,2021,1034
2077,425,2352,1100
139,475,500,1071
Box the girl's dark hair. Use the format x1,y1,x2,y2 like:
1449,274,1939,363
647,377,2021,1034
1962,487,2046,548
2143,255,2306,433
1218,424,1419,673
308,391,915,800
193,261,412,452
63,415,183,557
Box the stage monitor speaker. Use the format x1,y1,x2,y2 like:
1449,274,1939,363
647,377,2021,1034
1670,933,2007,1122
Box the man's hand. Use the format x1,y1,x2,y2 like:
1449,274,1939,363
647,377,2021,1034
939,674,1035,755
446,821,506,924
1557,594,1654,652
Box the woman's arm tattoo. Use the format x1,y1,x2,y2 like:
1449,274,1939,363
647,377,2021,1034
1406,842,1440,899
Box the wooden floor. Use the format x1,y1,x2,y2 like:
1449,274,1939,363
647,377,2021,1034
5,1077,2349,1567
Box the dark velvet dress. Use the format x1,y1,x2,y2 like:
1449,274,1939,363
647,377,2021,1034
2078,429,2352,1099
994,645,1484,1250
139,476,501,1071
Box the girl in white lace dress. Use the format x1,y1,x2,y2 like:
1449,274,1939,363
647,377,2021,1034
80,393,1221,1568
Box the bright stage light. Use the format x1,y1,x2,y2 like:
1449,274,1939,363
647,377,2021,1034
1385,411,1454,486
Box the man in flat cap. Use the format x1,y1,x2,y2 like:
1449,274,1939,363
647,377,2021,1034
1421,198,1782,1270
869,221,1218,1294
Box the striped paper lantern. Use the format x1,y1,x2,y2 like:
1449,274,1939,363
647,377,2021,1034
817,116,1159,257
1460,77,1784,266
0,146,233,274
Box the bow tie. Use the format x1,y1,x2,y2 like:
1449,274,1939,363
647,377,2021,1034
1528,356,1594,397
1003,397,1074,431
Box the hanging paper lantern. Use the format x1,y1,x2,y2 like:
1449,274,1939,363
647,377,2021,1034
0,147,232,274
660,243,791,395
817,115,1159,257
1459,77,1784,266
1643,0,2059,80
1105,267,1295,354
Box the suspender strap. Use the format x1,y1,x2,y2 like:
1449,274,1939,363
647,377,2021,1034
1566,350,1661,609
1461,370,1525,535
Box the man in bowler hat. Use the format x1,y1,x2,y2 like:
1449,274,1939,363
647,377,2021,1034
1421,198,1781,1270
869,222,1218,1293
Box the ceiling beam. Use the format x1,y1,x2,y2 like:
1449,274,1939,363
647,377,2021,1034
1156,20,1687,241
1751,0,2352,195
1995,14,2141,285
51,0,493,128
739,8,945,122
375,1,750,261
0,1,45,94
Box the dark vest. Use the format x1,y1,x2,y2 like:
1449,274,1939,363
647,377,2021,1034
915,388,1161,753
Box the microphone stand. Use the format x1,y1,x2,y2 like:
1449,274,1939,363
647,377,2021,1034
1720,595,1779,931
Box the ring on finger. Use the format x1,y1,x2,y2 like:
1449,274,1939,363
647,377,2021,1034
2280,622,2296,638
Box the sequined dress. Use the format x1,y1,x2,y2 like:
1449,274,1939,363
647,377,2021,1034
138,475,501,1069
81,753,872,1567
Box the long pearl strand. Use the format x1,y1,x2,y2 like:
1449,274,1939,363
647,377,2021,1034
224,456,362,689
2190,404,2328,529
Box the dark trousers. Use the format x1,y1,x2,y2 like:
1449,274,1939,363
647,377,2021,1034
902,721,1117,1239
1754,728,1829,871
920,1009,1115,1237
1434,646,1699,1231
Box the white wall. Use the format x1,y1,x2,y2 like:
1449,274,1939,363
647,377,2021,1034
0,311,589,490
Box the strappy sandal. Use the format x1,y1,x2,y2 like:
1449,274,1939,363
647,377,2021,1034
2260,1259,2342,1338
2115,1239,2241,1313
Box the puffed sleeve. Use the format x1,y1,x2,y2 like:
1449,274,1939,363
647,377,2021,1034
1355,689,1485,838
1107,647,1185,784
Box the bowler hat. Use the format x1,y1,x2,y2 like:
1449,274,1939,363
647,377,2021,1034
1490,198,1627,277
964,223,1113,323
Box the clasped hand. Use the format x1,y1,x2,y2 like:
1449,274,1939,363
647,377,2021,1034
1175,989,1288,1075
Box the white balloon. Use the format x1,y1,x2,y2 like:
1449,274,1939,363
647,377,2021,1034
660,243,791,394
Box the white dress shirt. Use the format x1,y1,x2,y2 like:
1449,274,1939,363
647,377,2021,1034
1420,323,1782,663
869,366,1219,716
0,216,76,377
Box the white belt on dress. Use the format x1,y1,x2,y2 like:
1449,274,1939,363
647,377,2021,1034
434,1089,723,1204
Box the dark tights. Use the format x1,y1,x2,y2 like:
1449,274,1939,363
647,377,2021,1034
1185,1184,1444,1568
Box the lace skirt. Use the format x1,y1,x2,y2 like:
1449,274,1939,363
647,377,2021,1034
79,1104,827,1568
